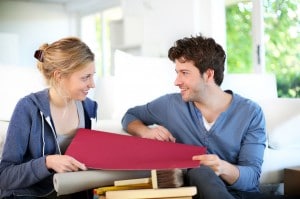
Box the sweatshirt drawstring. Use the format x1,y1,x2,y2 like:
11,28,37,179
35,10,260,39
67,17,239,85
40,111,45,156
40,111,62,156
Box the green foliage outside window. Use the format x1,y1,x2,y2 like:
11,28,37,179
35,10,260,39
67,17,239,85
226,0,300,98
226,2,253,73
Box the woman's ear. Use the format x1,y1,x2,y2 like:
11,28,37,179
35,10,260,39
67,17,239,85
53,70,62,82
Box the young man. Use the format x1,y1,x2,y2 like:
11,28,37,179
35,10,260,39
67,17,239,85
121,35,269,199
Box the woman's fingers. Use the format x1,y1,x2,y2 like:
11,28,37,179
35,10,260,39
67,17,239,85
46,155,87,173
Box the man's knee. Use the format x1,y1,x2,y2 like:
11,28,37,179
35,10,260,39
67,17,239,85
185,166,218,186
187,166,216,179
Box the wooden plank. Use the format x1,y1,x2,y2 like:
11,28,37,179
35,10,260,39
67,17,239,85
105,187,197,199
151,170,158,189
114,178,151,186
100,197,191,199
94,184,152,195
134,196,193,199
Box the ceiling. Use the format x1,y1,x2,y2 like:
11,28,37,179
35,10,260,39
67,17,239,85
6,0,241,14
8,0,242,6
9,0,82,4
8,0,121,13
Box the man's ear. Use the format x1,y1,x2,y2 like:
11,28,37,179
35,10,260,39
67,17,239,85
204,68,215,82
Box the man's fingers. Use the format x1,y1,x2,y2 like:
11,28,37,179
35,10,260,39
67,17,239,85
156,126,176,142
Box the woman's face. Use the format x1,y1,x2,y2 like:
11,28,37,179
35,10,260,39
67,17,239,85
61,61,96,101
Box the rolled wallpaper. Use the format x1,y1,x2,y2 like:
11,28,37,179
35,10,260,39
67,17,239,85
53,170,150,196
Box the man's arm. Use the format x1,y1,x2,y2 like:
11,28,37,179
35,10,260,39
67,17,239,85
219,159,240,185
126,120,150,137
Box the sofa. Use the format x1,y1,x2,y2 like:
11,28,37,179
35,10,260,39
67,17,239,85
1,51,300,195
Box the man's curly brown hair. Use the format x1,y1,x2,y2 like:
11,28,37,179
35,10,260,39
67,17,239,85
168,34,226,86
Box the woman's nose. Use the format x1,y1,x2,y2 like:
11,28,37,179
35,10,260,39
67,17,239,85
89,77,95,88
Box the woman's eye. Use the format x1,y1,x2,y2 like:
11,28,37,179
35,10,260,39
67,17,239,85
81,75,90,81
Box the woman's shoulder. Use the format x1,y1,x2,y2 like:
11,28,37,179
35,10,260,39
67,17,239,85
83,97,97,106
16,89,44,102
82,97,98,117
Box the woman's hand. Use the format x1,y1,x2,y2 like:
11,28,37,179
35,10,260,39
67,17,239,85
142,125,176,142
46,154,87,173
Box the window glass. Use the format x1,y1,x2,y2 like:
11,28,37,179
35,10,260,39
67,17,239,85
226,0,300,97
81,7,122,77
226,1,253,73
264,0,300,97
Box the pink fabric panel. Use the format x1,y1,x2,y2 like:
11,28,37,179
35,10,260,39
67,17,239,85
66,129,206,170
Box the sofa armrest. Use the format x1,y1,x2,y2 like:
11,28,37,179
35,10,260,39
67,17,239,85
0,121,9,159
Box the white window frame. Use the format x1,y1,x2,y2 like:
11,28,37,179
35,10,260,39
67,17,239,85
252,0,265,73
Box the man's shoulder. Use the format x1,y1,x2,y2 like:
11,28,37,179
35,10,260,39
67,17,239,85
161,93,183,101
232,93,263,112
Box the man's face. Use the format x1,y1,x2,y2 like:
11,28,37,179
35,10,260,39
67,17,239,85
174,59,205,102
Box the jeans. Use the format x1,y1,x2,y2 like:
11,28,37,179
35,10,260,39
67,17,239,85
2,190,93,199
184,166,288,199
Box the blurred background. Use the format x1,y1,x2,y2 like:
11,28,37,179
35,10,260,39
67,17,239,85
0,0,299,98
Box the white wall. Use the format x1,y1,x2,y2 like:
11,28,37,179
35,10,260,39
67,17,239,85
118,0,226,57
141,0,196,57
0,0,226,66
0,1,76,67
142,0,226,57
0,32,19,66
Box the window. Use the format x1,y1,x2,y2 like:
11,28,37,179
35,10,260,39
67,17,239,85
226,0,300,97
81,7,122,77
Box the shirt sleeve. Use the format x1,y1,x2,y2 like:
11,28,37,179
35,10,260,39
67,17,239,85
121,94,171,130
228,104,266,191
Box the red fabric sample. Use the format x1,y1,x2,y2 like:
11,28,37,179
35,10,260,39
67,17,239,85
65,129,206,170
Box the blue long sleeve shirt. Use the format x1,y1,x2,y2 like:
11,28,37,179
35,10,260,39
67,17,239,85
122,91,266,192
0,89,97,198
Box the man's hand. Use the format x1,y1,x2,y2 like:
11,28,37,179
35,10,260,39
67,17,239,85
192,154,224,175
142,125,176,142
192,154,239,185
127,120,176,142
46,154,87,173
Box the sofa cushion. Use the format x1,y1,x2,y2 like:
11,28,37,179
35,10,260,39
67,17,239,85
95,50,178,120
0,121,9,159
268,114,300,149
0,66,46,121
221,73,277,100
257,98,300,149
93,119,127,135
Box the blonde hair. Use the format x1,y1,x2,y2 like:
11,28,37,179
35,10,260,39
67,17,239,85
35,37,94,86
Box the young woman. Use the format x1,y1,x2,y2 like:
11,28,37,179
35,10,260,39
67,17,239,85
0,37,97,199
